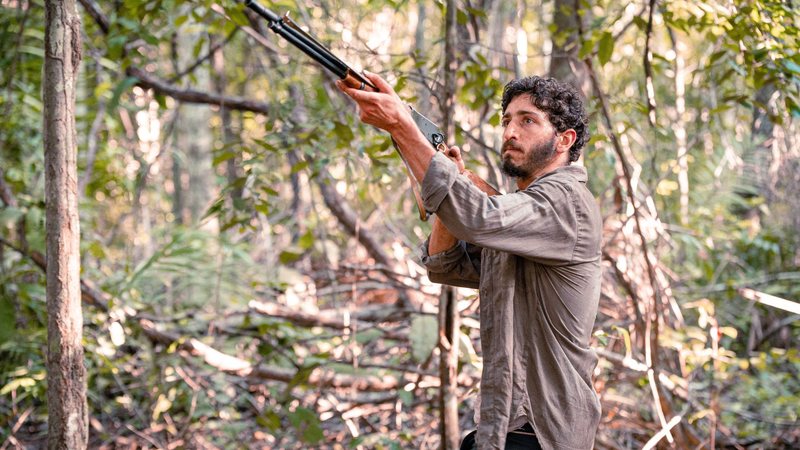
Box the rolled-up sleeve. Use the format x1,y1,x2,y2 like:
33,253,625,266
421,152,581,265
421,151,460,215
418,239,481,289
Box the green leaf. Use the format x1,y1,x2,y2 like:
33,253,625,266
256,410,281,431
226,5,251,27
291,160,309,174
0,377,36,396
578,38,594,59
409,314,437,362
783,59,800,75
597,32,614,66
279,248,304,264
394,75,408,93
108,77,140,112
298,230,314,250
333,121,354,143
213,151,238,166
288,407,324,444
154,92,168,110
0,297,16,345
0,207,24,228
19,45,44,58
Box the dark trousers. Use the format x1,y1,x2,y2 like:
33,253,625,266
459,423,542,450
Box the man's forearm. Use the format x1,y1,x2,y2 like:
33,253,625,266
428,217,459,255
387,116,437,184
428,169,499,255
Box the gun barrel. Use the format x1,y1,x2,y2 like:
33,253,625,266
245,1,349,79
244,0,380,91
243,0,281,23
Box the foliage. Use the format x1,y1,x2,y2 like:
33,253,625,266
1,0,799,448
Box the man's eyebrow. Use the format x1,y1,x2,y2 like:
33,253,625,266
502,109,545,119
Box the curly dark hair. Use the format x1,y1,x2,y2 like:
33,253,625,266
501,76,589,163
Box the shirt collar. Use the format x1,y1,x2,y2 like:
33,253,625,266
522,165,588,190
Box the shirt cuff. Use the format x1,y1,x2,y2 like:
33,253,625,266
418,238,465,273
421,151,459,214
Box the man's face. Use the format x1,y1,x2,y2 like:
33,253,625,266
500,95,558,181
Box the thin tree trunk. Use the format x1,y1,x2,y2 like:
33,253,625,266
168,37,186,226
669,32,689,226
174,33,213,224
439,1,460,448
438,285,460,450
441,0,458,139
549,0,590,95
43,0,87,448
414,2,432,116
212,33,243,205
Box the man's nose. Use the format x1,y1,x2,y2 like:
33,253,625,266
503,123,517,142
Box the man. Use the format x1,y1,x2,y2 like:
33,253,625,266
337,74,602,450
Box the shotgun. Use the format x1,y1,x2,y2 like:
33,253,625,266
243,0,446,220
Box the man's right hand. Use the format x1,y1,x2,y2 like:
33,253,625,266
444,145,500,196
444,145,466,173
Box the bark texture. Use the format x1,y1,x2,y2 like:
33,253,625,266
549,0,590,95
439,1,461,448
43,0,87,448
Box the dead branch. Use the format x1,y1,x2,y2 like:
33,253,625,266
126,67,272,115
1,238,436,393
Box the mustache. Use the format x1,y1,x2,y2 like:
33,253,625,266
502,141,523,154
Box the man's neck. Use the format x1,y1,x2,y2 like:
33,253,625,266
516,160,570,190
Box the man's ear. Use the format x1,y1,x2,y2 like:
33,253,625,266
557,129,577,153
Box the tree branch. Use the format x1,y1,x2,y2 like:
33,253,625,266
77,0,108,34
126,67,272,115
77,0,271,115
168,29,239,84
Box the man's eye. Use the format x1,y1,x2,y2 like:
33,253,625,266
524,118,534,124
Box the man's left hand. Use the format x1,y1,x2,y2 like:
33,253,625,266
336,71,414,135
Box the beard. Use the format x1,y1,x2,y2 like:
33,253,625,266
500,135,557,180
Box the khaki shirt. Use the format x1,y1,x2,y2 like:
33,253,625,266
419,152,602,450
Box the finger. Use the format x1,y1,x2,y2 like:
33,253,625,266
363,71,397,95
336,79,381,103
446,145,462,160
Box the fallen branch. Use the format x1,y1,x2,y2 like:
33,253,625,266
739,288,800,315
0,408,33,450
642,415,683,450
1,238,434,392
247,300,410,342
595,348,687,400
141,318,435,390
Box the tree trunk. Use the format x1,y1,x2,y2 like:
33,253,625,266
414,2,432,116
43,0,88,448
549,0,590,95
670,33,689,226
438,285,460,450
439,1,461,448
212,33,243,205
175,33,213,225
